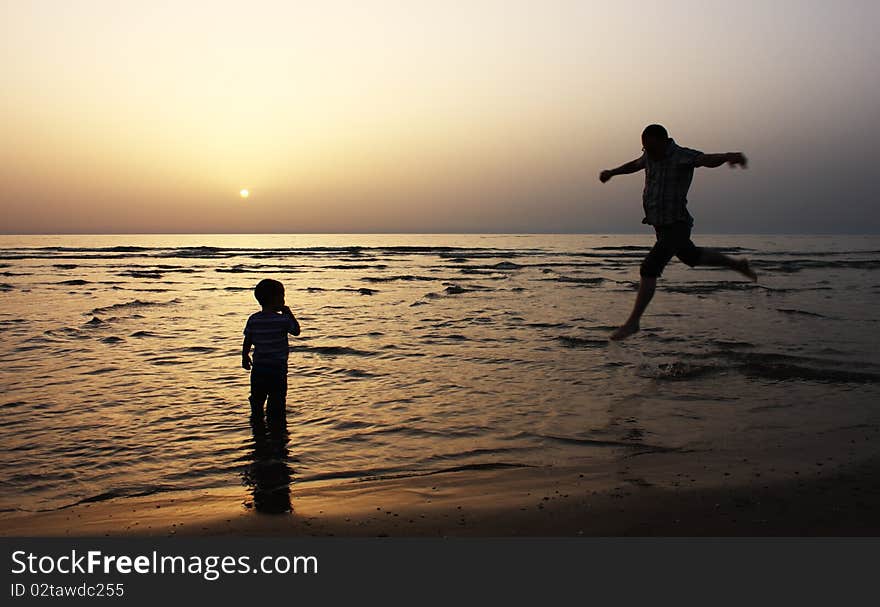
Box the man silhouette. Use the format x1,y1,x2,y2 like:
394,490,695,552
599,124,756,340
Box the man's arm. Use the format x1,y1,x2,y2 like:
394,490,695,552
282,306,301,336
241,335,252,370
694,152,747,168
599,157,645,183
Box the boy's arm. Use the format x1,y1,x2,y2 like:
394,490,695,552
241,335,252,370
599,157,645,183
694,152,747,168
282,306,301,336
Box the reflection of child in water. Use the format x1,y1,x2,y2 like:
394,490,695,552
241,279,300,420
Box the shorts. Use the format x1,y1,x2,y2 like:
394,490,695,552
249,365,287,419
640,221,703,278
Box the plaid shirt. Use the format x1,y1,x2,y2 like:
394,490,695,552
641,139,702,226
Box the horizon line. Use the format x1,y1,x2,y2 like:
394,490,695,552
2,231,880,237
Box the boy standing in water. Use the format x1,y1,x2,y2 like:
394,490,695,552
599,124,757,340
242,279,301,420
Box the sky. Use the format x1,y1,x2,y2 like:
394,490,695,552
2,0,879,234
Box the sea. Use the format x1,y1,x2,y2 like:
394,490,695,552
1,233,878,514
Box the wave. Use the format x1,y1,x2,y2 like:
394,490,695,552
311,287,378,295
754,259,880,272
330,368,380,378
592,245,651,251
0,318,27,327
637,362,723,381
525,322,571,329
119,270,163,279
177,346,219,353
444,284,476,295
89,298,180,316
737,361,880,383
663,282,768,295
290,345,375,357
529,433,678,454
130,330,174,339
456,268,511,276
557,336,608,348
296,461,531,485
643,350,880,384
709,339,756,349
776,308,829,318
548,276,605,285
361,274,438,283
27,483,191,513
80,366,120,375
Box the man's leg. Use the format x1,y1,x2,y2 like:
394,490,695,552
610,276,657,340
673,223,756,280
610,231,671,341
694,248,757,281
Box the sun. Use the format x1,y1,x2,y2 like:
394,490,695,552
239,188,249,199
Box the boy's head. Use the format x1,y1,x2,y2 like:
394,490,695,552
641,124,669,160
254,278,285,310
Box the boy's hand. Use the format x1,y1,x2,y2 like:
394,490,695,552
599,170,613,183
242,354,251,370
727,152,747,168
281,305,294,317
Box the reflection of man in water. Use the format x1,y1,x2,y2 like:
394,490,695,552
244,415,292,514
599,124,757,340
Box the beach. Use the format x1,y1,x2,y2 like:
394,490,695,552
2,421,878,537
1,234,879,536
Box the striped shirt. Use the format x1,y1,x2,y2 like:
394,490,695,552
243,311,299,369
641,139,703,227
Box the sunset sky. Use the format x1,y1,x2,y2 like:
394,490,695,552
2,0,878,234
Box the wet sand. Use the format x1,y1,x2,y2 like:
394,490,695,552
3,444,879,537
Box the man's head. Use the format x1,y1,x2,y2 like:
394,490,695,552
641,124,669,160
254,278,285,310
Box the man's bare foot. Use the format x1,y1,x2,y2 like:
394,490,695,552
734,258,758,282
610,322,640,341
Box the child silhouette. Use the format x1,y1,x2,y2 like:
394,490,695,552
242,279,301,421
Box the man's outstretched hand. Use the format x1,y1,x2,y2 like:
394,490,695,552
599,170,613,183
696,152,748,169
727,153,747,168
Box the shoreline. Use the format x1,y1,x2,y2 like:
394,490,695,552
2,448,879,537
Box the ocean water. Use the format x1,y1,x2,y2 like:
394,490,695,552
1,233,879,514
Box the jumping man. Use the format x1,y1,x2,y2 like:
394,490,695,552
599,124,757,341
